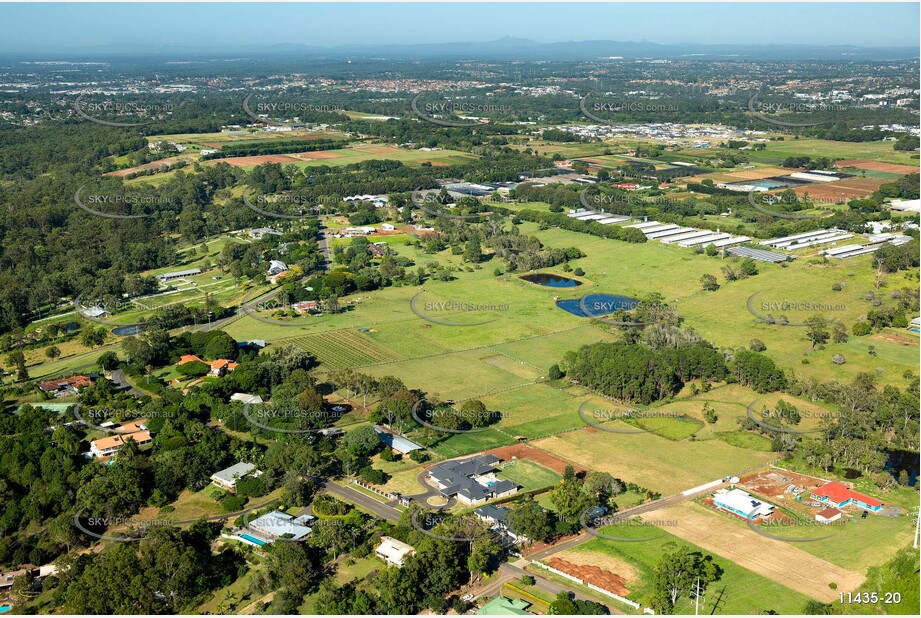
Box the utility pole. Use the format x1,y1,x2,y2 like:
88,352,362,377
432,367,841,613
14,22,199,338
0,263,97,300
695,578,701,616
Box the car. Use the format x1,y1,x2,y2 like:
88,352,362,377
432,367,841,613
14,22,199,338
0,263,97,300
461,594,475,602
861,510,869,518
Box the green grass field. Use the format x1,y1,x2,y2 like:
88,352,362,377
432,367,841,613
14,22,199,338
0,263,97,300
561,526,814,615
496,459,561,491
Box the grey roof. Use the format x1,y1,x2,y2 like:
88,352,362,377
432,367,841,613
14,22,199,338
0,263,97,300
211,462,257,485
475,504,509,523
158,268,202,279
428,455,516,500
374,426,422,453
726,246,792,263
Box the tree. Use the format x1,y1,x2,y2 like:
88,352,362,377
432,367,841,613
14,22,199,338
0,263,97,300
177,360,209,378
6,350,28,381
805,316,830,349
204,332,237,360
45,345,61,360
650,543,722,615
342,425,380,457
700,274,719,291
749,339,766,352
459,399,492,427
548,364,563,380
463,237,482,263
507,496,553,542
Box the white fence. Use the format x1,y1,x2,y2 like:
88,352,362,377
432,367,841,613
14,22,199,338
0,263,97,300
533,560,647,612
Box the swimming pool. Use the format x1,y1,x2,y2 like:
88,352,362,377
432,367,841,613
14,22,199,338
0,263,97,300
557,294,640,318
238,533,267,547
0,604,11,614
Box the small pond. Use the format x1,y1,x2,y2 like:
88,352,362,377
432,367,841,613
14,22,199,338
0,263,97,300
520,273,582,288
557,293,640,318
112,324,142,337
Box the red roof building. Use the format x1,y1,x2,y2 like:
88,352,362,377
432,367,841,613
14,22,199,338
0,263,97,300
811,481,884,511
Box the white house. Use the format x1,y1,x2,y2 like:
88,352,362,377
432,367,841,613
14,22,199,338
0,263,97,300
815,507,842,525
210,462,261,493
230,393,264,405
375,536,415,567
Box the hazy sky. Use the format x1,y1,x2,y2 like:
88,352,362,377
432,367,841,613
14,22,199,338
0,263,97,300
0,2,918,53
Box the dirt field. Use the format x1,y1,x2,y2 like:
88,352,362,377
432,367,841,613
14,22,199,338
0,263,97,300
555,548,638,585
640,502,864,602
834,159,919,174
289,151,345,160
790,176,886,200
207,153,305,167
545,557,631,597
486,443,585,476
106,155,194,176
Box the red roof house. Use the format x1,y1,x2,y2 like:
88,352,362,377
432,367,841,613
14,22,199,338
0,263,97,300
811,481,884,512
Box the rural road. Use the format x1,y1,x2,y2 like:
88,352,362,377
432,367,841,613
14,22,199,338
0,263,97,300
323,482,402,523
499,562,626,614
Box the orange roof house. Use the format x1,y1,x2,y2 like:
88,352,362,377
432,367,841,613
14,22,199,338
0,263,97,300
811,481,884,512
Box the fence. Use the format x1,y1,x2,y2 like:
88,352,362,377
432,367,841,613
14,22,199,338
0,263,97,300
532,560,648,612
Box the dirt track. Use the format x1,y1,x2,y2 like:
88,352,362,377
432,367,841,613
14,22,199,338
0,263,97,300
641,503,864,602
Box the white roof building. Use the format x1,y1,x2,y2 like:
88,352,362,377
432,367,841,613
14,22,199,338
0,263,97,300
376,536,415,567
247,510,315,542
230,393,264,405
210,462,260,491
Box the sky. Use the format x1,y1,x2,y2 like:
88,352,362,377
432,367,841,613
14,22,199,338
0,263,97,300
0,2,918,54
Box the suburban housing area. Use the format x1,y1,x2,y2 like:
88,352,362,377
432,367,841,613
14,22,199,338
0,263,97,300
0,3,918,617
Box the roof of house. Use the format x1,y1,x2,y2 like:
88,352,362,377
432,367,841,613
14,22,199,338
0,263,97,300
248,510,314,541
429,455,516,501
211,462,257,485
817,507,842,519
230,393,264,405
374,426,422,453
178,354,205,365
477,596,532,615
713,488,774,517
91,431,151,452
38,375,92,392
474,504,509,523
812,481,884,508
376,536,415,563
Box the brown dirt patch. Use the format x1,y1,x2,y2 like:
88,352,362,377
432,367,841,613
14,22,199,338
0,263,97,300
208,154,301,167
485,443,585,476
873,332,918,346
790,177,885,200
359,144,401,155
290,150,344,160
719,167,793,181
834,160,919,174
555,548,638,584
106,156,192,177
545,557,630,597
640,503,864,602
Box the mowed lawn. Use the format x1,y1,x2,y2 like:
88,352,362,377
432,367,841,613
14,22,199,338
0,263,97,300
560,525,814,615
496,459,561,491
532,427,776,495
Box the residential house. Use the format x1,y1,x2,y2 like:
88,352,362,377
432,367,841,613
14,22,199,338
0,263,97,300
210,462,261,493
810,481,884,512
245,510,315,543
375,536,415,567
477,596,533,615
712,488,775,519
38,375,93,398
427,455,519,506
815,507,843,524
89,420,152,458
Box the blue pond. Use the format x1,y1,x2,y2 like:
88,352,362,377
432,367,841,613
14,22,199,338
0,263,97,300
112,324,142,336
557,294,640,318
520,273,582,288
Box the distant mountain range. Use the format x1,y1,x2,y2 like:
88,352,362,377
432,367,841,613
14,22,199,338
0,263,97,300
4,36,917,62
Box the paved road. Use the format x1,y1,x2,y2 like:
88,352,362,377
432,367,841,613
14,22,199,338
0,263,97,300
531,480,730,562
498,562,625,614
109,368,146,397
323,482,402,523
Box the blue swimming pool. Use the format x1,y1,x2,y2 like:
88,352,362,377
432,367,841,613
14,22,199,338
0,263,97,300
239,533,267,547
557,294,640,318
0,604,11,614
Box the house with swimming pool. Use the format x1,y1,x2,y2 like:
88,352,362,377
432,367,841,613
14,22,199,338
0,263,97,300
810,481,884,513
427,455,518,506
